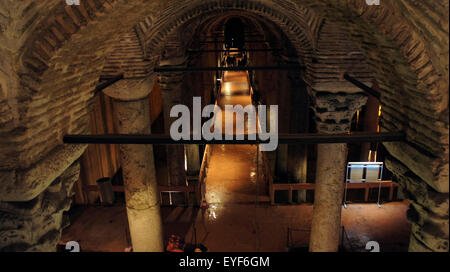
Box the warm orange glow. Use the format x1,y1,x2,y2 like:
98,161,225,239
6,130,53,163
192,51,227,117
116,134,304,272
377,105,382,132
184,149,188,172
368,150,378,162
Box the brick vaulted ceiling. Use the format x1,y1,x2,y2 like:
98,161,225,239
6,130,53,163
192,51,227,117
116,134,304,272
0,0,448,251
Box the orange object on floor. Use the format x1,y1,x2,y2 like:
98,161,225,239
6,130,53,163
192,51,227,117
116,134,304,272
166,234,184,252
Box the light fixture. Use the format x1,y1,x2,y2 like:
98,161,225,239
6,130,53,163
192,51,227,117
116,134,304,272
344,162,384,208
346,162,383,183
184,148,188,172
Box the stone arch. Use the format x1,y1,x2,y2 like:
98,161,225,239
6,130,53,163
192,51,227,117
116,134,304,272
300,0,449,252
139,0,319,66
0,0,447,252
299,0,448,191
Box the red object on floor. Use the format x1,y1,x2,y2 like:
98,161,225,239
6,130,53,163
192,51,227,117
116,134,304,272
166,234,184,252
200,199,209,209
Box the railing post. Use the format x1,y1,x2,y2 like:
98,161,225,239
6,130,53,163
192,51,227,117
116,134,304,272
389,183,394,201
270,188,275,205
288,186,293,204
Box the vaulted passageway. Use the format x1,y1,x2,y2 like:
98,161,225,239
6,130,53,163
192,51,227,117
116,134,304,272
206,71,266,205
0,1,448,252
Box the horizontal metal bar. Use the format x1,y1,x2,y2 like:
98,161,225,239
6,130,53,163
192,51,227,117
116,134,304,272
344,73,381,99
276,132,405,144
84,184,198,193
63,132,405,145
154,65,304,73
200,40,271,44
272,180,398,190
204,34,264,38
188,48,281,53
94,74,124,95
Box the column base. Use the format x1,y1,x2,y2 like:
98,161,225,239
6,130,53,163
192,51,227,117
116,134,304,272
126,206,164,252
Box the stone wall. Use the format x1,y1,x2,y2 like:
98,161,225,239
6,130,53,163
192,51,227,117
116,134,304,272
386,156,449,251
0,161,80,251
0,0,447,251
102,30,151,79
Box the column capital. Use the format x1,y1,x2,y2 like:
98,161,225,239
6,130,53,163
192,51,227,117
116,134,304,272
160,46,188,67
158,47,188,92
309,89,368,133
158,72,184,92
102,75,156,101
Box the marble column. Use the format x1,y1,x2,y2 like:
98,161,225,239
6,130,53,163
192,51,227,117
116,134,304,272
103,77,164,252
309,90,367,252
158,48,188,188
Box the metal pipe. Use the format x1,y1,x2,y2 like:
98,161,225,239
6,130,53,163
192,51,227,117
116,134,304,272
188,49,281,53
343,73,381,99
154,65,304,73
94,74,124,95
200,40,271,44
63,132,405,145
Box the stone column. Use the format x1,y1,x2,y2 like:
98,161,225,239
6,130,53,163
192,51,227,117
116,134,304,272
385,156,449,252
103,77,164,252
158,47,188,188
0,161,81,251
309,90,367,252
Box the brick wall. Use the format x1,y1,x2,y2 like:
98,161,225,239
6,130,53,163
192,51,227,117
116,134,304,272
0,0,447,251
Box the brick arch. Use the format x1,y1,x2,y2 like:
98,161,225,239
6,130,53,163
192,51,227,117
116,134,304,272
8,0,447,197
199,15,265,34
299,0,448,185
140,0,319,65
176,10,297,57
350,0,448,116
10,0,163,173
299,0,449,252
184,13,267,43
1,0,447,252
18,1,118,88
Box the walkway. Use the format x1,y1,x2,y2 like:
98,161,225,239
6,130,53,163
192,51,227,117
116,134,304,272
60,71,411,252
206,71,267,205
60,203,411,252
